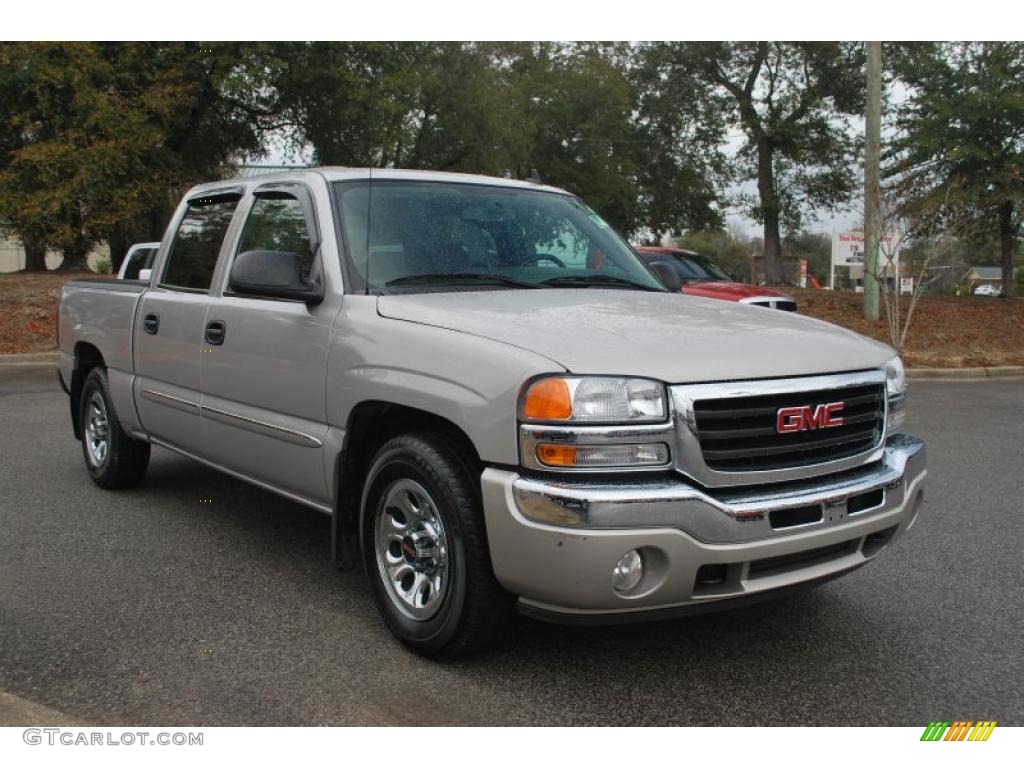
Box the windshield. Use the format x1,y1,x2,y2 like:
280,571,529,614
334,181,665,293
665,253,732,282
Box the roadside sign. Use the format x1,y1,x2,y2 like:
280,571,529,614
830,231,900,290
832,232,867,266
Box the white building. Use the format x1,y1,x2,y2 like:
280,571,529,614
0,235,110,273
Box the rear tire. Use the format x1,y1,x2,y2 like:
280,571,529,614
360,432,514,660
80,367,150,489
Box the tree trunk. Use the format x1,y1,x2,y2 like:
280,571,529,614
757,138,783,284
108,233,129,274
58,236,90,272
57,251,88,272
57,207,90,272
22,238,48,272
148,205,169,243
998,200,1016,298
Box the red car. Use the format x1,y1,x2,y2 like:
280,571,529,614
635,246,798,312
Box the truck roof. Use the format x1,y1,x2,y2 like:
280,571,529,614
189,167,571,198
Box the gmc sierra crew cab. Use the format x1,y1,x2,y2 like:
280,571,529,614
58,168,926,659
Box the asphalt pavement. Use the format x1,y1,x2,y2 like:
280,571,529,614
0,365,1021,725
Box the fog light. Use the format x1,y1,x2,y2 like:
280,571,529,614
611,549,644,593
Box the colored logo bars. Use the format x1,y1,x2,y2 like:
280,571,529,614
920,721,997,741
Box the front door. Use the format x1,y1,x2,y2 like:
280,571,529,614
199,184,337,505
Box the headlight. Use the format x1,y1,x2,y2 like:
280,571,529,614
885,356,906,398
518,376,673,471
885,356,907,434
520,376,667,423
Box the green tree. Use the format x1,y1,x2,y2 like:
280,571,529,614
631,44,729,240
503,43,653,233
652,42,864,283
889,42,1024,297
274,42,436,168
275,42,723,238
0,42,274,271
504,42,723,236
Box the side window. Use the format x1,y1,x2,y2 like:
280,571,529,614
236,193,315,280
162,197,240,290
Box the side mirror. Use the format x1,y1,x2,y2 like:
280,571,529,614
138,268,153,282
648,261,682,292
229,250,324,305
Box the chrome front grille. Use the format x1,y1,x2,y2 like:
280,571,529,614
671,370,888,488
692,382,884,471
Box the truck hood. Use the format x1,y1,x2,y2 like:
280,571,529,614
376,289,893,383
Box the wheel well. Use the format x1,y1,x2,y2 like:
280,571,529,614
335,401,482,533
70,342,105,439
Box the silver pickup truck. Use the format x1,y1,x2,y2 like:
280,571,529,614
58,168,926,659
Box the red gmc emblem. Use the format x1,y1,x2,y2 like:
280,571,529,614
776,402,845,433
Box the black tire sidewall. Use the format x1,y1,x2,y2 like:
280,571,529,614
78,369,150,490
361,440,470,651
79,367,150,489
80,369,114,482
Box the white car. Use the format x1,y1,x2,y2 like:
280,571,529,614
974,284,1001,296
116,242,160,280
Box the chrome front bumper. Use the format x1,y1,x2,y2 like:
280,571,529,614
481,434,926,622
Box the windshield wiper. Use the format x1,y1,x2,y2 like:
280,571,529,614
385,272,541,289
540,274,662,291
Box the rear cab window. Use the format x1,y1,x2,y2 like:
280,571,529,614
160,194,241,292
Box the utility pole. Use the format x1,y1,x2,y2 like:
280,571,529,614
863,41,882,321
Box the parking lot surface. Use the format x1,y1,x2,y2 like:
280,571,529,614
1,366,1021,725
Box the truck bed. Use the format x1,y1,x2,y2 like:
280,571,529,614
58,278,149,433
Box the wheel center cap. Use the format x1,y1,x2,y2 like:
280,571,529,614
400,536,418,562
401,529,438,567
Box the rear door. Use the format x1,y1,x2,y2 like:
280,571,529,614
198,182,338,505
133,190,242,454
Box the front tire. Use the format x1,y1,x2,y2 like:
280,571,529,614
360,433,513,660
79,367,150,489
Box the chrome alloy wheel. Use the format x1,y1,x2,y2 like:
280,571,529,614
84,391,110,467
374,478,450,621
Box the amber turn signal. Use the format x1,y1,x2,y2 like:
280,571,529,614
522,378,573,420
535,444,578,466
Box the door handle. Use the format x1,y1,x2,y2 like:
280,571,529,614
205,320,226,346
143,313,160,335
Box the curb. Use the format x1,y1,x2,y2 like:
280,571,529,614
0,352,58,366
907,365,1024,380
0,352,1021,380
